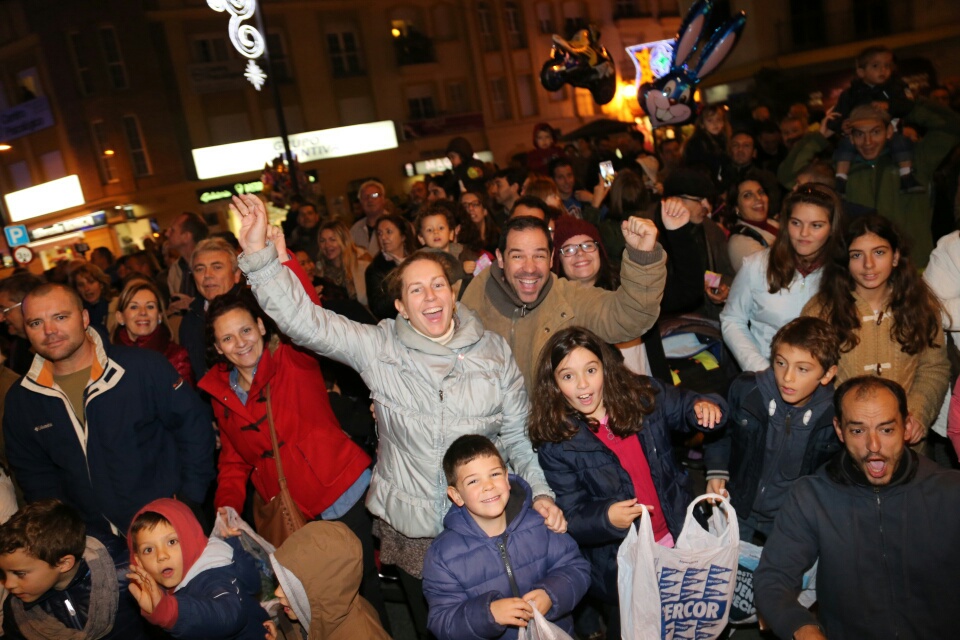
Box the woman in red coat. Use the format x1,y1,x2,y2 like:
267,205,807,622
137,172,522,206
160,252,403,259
113,278,195,386
197,235,385,625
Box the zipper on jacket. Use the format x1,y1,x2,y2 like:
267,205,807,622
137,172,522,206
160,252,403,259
439,389,444,402
64,597,81,630
497,533,522,598
874,488,899,638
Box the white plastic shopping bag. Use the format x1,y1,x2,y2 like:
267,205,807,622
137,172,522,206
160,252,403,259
617,494,739,640
517,608,575,640
213,506,280,611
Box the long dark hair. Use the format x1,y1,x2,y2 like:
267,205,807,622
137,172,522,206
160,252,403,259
809,215,944,354
766,183,844,293
376,214,418,257
203,288,278,368
529,327,656,446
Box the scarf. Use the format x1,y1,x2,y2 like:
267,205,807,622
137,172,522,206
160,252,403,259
114,323,173,355
11,537,118,640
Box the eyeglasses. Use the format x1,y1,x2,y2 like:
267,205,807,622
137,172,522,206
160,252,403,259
361,192,382,201
0,301,22,317
462,200,483,210
559,241,600,257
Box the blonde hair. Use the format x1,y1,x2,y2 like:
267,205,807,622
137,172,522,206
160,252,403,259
317,220,369,284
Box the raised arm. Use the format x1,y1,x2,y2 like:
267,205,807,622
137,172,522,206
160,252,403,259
233,195,384,372
573,217,667,345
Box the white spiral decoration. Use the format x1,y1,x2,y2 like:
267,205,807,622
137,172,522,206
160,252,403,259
207,0,265,59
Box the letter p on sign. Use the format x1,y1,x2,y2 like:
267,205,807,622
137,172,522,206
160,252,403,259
4,225,29,247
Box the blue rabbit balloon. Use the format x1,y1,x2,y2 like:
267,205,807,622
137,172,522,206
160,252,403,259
639,0,747,128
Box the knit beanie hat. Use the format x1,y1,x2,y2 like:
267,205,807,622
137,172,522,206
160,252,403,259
550,215,608,275
127,498,207,578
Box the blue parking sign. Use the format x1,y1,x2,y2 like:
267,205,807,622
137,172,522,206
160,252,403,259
4,225,29,247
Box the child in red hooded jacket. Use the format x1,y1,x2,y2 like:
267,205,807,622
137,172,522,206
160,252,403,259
126,498,270,640
526,123,566,176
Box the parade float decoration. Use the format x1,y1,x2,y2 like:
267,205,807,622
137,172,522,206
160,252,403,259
540,25,617,105
632,0,747,127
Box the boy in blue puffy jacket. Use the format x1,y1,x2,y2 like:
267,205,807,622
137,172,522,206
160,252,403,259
423,435,590,640
126,498,269,640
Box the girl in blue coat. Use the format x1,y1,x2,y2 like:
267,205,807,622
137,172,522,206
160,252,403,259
530,327,726,640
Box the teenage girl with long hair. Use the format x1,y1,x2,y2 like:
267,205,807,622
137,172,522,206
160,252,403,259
721,184,845,372
802,214,949,441
530,326,725,640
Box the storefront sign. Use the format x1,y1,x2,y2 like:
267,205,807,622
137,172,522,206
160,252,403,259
0,97,55,142
192,121,399,180
4,175,85,223
29,211,107,241
197,180,264,204
404,151,495,177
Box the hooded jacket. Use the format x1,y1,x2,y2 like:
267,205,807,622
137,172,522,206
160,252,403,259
754,451,960,640
127,499,268,640
3,328,215,535
460,243,666,390
536,378,727,603
239,246,551,539
422,476,591,640
198,338,372,519
270,521,389,640
704,370,841,525
445,136,486,193
526,123,566,176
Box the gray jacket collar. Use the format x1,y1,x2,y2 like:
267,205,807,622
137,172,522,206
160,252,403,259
394,303,485,355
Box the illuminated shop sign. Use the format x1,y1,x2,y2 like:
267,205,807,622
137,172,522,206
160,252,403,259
4,175,85,222
403,151,495,177
29,211,107,241
192,121,399,180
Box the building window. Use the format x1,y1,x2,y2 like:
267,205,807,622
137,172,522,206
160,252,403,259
266,31,292,82
562,1,588,37
190,35,231,63
98,26,128,90
614,0,643,19
517,75,537,117
67,32,95,95
392,19,436,66
446,81,468,113
408,96,436,120
16,68,42,102
122,115,152,177
91,120,118,183
477,1,499,51
574,87,595,117
548,87,567,102
326,31,363,77
489,78,511,121
504,2,527,49
536,3,555,34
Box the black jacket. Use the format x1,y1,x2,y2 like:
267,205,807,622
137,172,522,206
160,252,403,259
755,451,960,639
704,371,841,521
536,378,726,603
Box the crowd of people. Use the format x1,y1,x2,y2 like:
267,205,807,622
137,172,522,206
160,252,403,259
0,42,959,640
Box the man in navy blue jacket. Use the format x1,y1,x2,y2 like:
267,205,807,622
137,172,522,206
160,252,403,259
3,283,215,539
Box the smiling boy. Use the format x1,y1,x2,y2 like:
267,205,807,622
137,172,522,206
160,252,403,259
422,435,590,640
705,317,842,542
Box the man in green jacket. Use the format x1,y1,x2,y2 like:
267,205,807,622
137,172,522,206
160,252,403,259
460,215,666,390
778,101,960,266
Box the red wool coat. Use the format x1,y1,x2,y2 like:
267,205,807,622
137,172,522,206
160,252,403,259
199,337,371,519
